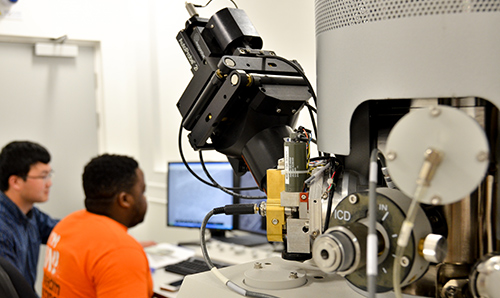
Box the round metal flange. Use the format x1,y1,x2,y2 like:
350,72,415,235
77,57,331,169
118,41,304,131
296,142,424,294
385,105,489,205
243,261,307,290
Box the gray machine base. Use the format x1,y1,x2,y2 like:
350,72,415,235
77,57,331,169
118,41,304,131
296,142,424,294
177,257,427,298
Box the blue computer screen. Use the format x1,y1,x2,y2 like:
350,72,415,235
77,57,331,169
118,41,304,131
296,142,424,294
167,162,234,230
235,171,267,235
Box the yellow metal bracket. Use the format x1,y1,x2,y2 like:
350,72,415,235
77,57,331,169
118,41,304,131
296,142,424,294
266,169,285,242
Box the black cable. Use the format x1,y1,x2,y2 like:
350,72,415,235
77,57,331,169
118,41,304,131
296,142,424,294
202,204,256,268
178,123,212,186
305,101,317,114
177,123,259,191
200,206,279,298
193,0,239,9
377,151,387,168
257,54,320,156
306,103,319,151
199,151,267,199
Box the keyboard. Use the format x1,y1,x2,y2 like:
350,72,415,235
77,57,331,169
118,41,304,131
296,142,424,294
164,257,229,276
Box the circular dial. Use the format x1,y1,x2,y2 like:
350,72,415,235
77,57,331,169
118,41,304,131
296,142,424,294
329,191,415,293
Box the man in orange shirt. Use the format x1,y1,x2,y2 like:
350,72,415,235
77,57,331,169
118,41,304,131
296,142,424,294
41,154,153,298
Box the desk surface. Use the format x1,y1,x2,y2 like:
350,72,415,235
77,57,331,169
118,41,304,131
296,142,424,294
151,239,282,298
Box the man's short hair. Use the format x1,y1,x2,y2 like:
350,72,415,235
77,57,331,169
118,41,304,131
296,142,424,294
83,154,139,213
0,141,51,191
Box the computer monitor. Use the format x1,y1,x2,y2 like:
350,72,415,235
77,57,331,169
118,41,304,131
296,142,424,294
234,171,267,236
167,161,235,233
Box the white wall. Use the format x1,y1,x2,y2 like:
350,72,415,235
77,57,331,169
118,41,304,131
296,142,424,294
0,0,315,246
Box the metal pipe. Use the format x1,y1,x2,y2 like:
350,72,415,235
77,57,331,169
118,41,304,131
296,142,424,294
486,175,495,253
443,191,480,264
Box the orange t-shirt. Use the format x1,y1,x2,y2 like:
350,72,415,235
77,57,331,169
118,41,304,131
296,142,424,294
41,210,153,298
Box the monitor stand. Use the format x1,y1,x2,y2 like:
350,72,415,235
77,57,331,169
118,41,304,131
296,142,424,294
211,231,269,247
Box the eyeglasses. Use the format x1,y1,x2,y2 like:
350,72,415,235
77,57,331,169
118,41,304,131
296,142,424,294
26,170,54,182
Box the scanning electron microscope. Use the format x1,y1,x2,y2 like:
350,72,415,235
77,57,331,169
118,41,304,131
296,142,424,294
174,1,500,297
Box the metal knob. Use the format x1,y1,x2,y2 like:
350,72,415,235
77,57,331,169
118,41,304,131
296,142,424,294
470,254,500,298
420,234,447,263
312,223,367,275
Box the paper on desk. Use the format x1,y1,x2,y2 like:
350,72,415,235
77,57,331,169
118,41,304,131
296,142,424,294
145,243,195,269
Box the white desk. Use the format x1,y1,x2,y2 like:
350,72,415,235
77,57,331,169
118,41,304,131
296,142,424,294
152,269,183,298
152,240,282,298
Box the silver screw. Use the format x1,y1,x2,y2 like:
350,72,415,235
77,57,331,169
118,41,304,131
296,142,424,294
254,262,263,269
291,109,297,114
444,286,457,297
386,151,397,161
430,106,441,117
400,256,410,267
276,108,282,113
348,195,358,204
301,194,307,200
230,74,239,86
431,196,442,205
289,271,298,279
224,58,235,67
272,218,279,225
477,151,488,162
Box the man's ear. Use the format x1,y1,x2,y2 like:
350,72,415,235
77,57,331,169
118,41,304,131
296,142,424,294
7,175,23,191
117,192,132,208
